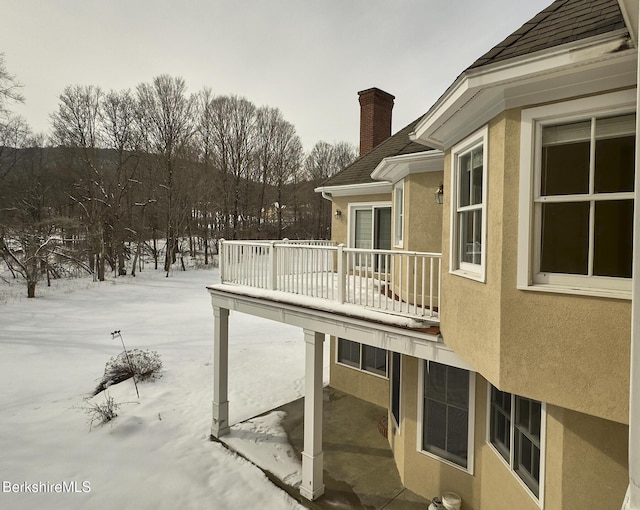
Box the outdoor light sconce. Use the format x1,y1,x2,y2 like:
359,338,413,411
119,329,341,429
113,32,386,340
334,209,342,218
435,183,444,204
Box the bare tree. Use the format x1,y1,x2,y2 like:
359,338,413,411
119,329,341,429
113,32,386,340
304,141,357,238
136,75,197,274
254,107,303,238
204,95,257,238
50,85,110,280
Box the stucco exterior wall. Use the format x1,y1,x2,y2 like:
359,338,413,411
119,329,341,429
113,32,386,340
404,171,443,254
330,193,392,246
389,361,629,510
543,405,628,510
328,336,389,408
440,107,631,423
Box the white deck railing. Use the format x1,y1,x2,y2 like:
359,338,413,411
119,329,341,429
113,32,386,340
219,239,441,321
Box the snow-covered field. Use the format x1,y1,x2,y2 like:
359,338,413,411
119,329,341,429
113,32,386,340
0,267,328,509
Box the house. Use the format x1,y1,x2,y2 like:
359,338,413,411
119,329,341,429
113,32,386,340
208,0,640,508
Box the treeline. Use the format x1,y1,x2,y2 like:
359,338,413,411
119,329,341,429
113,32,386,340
0,70,357,296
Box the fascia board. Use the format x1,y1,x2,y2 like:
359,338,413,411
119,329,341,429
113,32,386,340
314,181,392,197
412,31,634,149
618,0,639,46
370,150,444,182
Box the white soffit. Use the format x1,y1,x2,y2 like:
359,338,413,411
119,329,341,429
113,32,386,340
314,181,392,198
370,150,444,183
411,31,636,150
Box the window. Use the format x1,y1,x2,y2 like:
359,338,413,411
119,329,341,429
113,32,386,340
349,204,391,251
489,385,545,500
420,361,475,470
451,127,488,281
394,181,404,247
336,338,388,377
518,90,636,298
390,352,401,430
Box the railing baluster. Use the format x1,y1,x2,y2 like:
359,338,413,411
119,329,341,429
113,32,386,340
218,241,441,321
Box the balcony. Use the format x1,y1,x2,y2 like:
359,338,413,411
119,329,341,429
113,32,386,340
216,239,441,325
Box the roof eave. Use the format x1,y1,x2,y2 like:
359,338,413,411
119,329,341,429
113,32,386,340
618,0,639,46
314,181,393,198
370,150,445,183
411,30,636,150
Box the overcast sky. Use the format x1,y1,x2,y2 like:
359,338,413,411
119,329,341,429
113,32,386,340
4,0,552,151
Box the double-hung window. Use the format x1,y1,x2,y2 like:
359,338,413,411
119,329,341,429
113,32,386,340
488,385,545,501
518,90,636,298
451,126,488,281
420,361,475,471
394,181,404,248
337,338,388,377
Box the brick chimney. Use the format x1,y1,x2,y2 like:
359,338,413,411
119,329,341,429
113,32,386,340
358,88,395,156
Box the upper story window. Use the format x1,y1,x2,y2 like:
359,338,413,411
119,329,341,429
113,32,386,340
394,181,404,248
450,126,488,282
518,90,636,299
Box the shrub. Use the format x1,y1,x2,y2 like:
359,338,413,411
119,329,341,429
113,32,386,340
84,393,120,430
94,349,162,395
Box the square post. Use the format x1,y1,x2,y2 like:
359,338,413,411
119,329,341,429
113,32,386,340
211,305,230,438
300,329,325,501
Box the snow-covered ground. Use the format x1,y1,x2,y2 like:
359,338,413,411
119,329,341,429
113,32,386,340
0,267,328,509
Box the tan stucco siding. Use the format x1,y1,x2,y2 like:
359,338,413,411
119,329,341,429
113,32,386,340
404,172,443,254
330,193,392,246
440,107,630,423
545,405,628,510
328,336,389,408
390,361,629,510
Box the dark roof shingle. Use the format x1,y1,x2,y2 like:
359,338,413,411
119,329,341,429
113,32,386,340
469,0,627,69
321,117,430,188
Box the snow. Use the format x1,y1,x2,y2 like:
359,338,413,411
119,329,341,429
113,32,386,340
0,267,328,509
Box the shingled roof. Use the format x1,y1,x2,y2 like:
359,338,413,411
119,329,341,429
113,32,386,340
323,0,628,189
321,116,430,188
470,0,627,69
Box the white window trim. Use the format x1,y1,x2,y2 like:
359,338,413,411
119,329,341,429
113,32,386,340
393,180,405,248
390,352,402,433
347,201,392,249
517,89,636,300
485,382,547,508
450,125,489,282
335,338,389,380
417,360,476,475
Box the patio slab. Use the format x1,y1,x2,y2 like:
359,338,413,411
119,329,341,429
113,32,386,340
273,387,430,510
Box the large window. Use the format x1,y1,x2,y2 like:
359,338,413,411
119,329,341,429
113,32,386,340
451,127,488,282
337,338,388,377
518,90,636,298
421,361,474,470
489,385,544,500
394,181,404,248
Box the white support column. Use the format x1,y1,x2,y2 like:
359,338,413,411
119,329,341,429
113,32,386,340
211,306,230,438
300,329,325,501
625,10,640,507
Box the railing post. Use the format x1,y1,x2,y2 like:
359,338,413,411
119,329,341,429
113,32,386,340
218,238,226,282
337,244,345,304
268,241,277,290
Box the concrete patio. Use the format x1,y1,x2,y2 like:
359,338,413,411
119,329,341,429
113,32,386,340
265,387,430,509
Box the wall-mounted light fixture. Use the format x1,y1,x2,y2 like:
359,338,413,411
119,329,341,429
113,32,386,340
334,209,342,218
435,183,444,204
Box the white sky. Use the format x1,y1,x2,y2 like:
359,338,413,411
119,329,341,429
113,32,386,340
3,0,552,151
